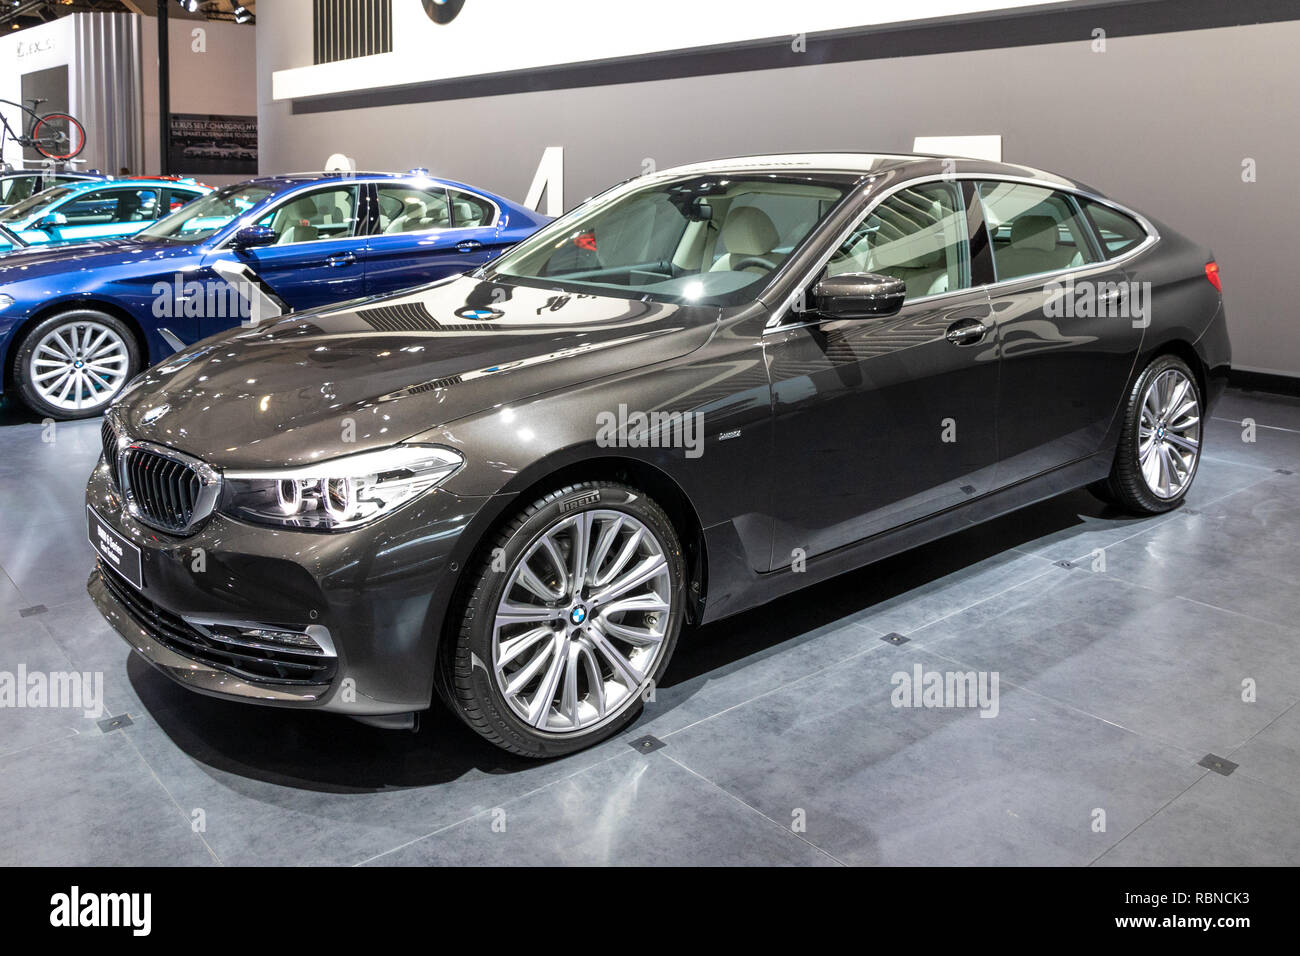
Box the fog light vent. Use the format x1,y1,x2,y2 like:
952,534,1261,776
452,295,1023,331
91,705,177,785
238,628,325,653
185,619,334,658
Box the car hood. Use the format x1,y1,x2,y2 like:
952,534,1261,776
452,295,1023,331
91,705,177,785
113,275,719,469
0,236,197,279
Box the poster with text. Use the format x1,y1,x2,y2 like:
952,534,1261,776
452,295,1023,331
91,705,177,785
168,114,258,175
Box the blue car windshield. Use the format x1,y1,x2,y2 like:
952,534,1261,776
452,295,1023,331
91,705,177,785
0,186,75,223
138,183,276,242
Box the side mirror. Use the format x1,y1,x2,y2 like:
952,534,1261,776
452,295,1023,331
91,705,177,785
34,212,68,231
229,224,278,249
810,272,906,319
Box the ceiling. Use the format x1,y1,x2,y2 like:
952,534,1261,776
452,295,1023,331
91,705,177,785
2,0,255,33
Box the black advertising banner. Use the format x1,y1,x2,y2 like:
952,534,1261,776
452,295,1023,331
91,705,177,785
167,113,258,175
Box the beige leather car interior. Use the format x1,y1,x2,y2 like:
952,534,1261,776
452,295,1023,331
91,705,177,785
709,206,783,274
269,191,356,243
993,213,1085,278
272,196,323,244
829,185,963,299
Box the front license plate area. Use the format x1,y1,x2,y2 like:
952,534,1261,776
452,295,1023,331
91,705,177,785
87,505,143,591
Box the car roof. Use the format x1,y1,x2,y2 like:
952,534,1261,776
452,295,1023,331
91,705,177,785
654,152,1084,192
0,169,102,179
46,176,207,192
235,171,513,200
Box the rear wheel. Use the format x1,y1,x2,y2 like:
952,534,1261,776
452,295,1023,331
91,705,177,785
31,113,86,160
443,481,686,758
12,310,140,420
1091,354,1202,514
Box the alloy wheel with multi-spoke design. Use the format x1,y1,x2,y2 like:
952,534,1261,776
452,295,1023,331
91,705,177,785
1137,366,1201,499
492,508,674,735
29,319,131,412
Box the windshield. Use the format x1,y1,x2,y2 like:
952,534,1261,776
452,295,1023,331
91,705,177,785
0,186,74,223
138,183,276,242
489,173,851,307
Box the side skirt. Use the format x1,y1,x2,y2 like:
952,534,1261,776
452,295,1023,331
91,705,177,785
698,451,1113,626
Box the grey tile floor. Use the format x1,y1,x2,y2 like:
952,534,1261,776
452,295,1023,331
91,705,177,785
0,388,1298,866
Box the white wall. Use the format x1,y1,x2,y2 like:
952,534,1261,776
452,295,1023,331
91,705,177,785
140,16,257,183
0,18,74,170
273,0,1064,101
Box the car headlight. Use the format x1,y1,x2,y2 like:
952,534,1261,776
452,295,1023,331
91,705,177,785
0,294,14,310
220,444,463,530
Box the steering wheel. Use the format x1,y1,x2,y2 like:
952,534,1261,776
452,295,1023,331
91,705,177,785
729,255,778,273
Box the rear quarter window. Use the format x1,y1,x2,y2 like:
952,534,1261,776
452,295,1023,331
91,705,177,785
1080,198,1148,258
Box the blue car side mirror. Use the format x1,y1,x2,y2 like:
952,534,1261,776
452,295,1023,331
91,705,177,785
230,225,278,249
34,212,68,231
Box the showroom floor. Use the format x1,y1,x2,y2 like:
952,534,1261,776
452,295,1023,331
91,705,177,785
1,388,1298,866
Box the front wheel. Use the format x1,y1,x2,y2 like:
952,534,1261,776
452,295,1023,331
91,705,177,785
12,310,140,420
1091,354,1203,514
443,481,687,758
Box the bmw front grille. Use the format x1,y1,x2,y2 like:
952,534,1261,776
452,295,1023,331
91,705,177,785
102,416,221,535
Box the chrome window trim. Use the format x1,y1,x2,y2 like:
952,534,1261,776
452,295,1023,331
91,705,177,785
763,173,1160,334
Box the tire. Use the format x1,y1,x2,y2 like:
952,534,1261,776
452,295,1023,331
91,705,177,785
12,310,141,420
443,480,687,758
31,113,86,160
1091,354,1203,514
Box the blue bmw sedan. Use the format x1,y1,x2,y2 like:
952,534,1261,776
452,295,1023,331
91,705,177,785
0,171,549,418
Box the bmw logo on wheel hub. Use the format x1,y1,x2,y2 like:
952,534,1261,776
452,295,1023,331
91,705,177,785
569,605,587,626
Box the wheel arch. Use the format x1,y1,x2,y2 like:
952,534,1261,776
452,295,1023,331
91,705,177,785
1145,337,1208,406
455,449,707,622
3,298,151,394
429,449,709,698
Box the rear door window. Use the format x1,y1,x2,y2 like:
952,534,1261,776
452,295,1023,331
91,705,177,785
977,181,1100,282
448,189,494,227
375,184,451,233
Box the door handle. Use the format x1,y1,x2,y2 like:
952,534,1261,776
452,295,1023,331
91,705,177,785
456,240,483,253
325,252,356,268
945,318,990,345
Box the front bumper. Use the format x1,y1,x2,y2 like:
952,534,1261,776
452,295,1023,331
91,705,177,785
89,567,332,704
85,455,494,715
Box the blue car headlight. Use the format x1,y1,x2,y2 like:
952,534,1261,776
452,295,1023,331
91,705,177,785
0,294,13,310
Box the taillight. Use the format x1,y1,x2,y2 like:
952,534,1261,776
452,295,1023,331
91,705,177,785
1205,261,1222,292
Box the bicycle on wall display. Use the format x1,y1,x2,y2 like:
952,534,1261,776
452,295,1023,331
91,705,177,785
0,97,86,164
